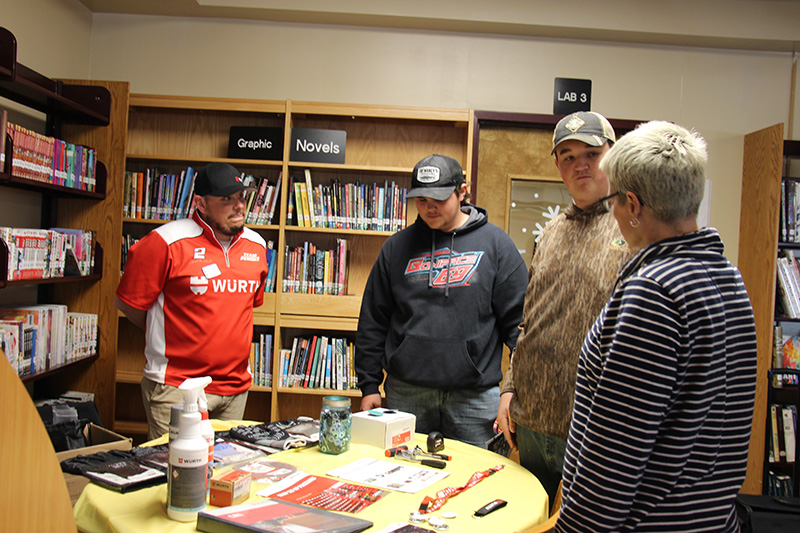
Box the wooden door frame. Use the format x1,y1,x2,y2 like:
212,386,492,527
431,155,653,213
468,110,640,204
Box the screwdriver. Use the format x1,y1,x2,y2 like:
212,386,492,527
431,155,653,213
385,445,410,457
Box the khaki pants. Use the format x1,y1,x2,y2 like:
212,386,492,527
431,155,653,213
141,377,249,441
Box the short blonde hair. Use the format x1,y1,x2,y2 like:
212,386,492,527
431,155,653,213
600,120,707,223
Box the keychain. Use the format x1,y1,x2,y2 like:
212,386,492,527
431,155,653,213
473,499,508,518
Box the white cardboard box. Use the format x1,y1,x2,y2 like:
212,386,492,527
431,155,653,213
351,408,416,449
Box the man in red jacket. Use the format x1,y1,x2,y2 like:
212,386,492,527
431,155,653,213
116,163,268,439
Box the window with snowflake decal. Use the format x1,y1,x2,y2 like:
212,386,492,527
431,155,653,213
508,178,572,265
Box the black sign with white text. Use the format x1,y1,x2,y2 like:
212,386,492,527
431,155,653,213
553,78,592,115
290,128,346,164
227,126,283,160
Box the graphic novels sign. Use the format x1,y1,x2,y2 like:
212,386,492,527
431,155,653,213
290,128,346,164
227,126,283,160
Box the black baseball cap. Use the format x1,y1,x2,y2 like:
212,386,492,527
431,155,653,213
194,163,253,196
407,154,465,201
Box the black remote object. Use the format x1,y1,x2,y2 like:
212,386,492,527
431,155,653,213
473,499,508,518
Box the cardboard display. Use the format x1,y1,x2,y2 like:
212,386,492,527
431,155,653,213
56,423,132,504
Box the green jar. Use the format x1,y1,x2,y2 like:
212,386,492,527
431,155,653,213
319,396,351,454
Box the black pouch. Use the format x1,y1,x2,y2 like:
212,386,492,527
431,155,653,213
46,419,88,452
735,494,800,533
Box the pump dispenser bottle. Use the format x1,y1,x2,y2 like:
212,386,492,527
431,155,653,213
167,376,212,522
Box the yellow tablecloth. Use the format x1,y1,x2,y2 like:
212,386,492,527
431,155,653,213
74,421,547,532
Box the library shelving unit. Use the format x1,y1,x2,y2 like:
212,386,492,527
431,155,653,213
738,123,800,495
765,368,799,496
115,94,473,440
765,137,800,497
0,26,129,426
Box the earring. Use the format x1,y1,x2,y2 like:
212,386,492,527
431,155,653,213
629,218,640,228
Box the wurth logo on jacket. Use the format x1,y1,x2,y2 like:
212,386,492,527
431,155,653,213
189,275,262,295
405,247,484,287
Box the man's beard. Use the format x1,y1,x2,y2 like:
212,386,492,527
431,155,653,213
214,220,243,237
204,213,243,237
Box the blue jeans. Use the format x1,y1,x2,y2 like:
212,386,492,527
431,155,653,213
516,425,566,508
384,376,499,448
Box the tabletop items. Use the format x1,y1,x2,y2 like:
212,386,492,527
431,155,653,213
71,414,539,532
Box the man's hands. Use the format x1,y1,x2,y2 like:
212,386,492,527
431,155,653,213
497,391,518,450
360,392,382,412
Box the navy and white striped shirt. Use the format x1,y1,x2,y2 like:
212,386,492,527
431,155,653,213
557,228,757,532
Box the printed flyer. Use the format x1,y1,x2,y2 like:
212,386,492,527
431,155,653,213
326,457,450,494
257,471,387,513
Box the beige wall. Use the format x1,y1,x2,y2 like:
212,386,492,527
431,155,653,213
2,0,92,78
0,0,93,304
0,0,92,230
3,0,800,264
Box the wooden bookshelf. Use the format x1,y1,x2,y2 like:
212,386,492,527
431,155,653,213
112,94,473,438
737,124,795,494
0,28,128,430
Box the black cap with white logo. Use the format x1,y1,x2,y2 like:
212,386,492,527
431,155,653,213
407,154,465,202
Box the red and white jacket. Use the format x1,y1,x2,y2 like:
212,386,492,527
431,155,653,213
117,212,268,395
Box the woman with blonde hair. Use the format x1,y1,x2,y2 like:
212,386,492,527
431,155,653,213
557,121,758,532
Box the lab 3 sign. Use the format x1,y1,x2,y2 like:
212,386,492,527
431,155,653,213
553,78,592,115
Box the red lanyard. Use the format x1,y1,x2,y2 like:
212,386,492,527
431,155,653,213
418,464,504,514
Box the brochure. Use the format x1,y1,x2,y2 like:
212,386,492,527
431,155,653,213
257,471,387,513
326,457,449,494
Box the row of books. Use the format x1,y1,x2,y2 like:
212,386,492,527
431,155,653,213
4,119,98,191
0,110,6,169
278,335,357,390
262,243,279,293
282,239,349,295
123,167,282,225
776,250,800,318
120,234,141,274
123,167,198,221
0,305,98,377
287,170,408,232
775,328,800,372
781,179,800,243
1,227,95,281
766,470,795,498
250,333,273,387
244,173,282,225
768,403,797,464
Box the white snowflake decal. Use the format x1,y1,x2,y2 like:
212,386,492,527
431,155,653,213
531,204,563,243
543,205,561,220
